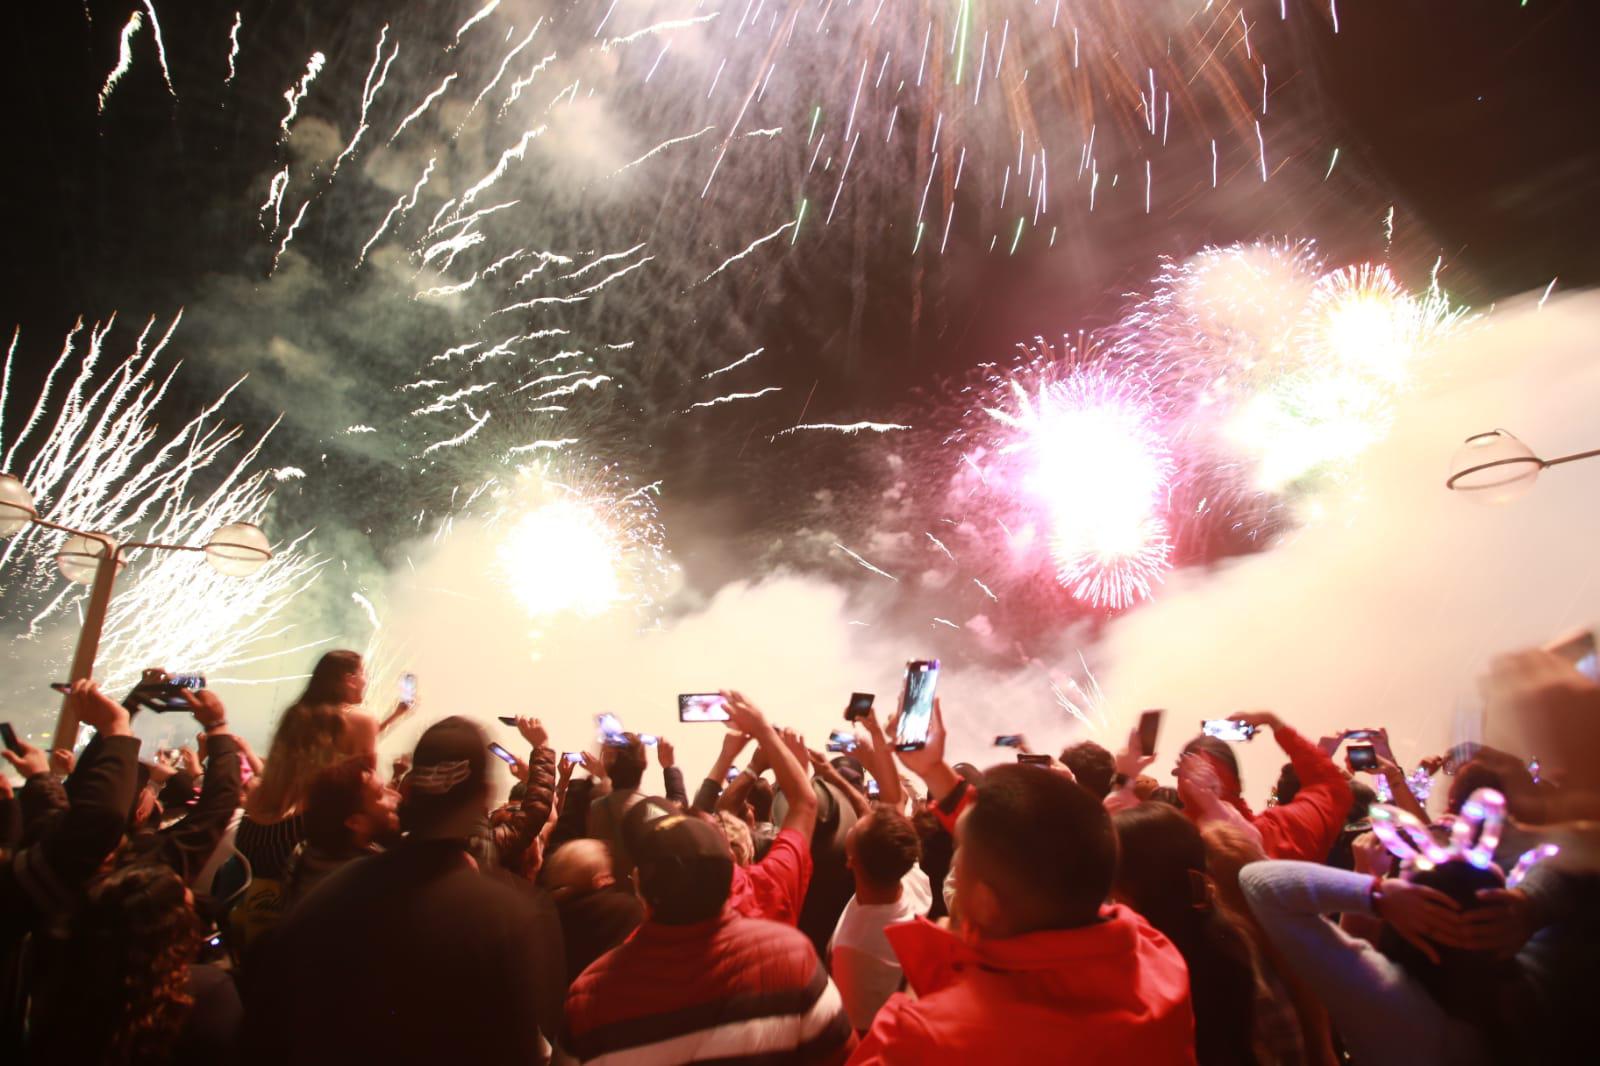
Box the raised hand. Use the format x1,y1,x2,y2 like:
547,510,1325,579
516,715,549,750
1,735,49,779
1373,878,1461,965
181,687,228,733
1227,710,1283,733
1114,726,1156,781
48,746,75,776
657,737,676,769
67,679,132,737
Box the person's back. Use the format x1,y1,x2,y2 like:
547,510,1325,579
852,764,1195,1064
565,810,853,1064
829,807,930,1031
241,718,563,1065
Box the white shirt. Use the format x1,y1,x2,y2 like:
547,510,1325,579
827,866,933,1030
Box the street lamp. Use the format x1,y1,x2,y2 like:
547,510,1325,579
1446,430,1600,503
0,472,273,748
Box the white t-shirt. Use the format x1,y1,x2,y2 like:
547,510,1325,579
827,866,933,1030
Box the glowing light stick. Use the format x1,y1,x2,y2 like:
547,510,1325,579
1369,787,1558,888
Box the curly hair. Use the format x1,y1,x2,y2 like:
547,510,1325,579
32,863,200,1065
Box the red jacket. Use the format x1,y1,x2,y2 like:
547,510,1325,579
849,907,1196,1065
1201,725,1351,863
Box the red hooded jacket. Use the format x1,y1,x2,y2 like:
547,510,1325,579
849,907,1196,1065
1200,725,1351,863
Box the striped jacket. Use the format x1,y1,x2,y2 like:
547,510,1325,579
564,905,855,1064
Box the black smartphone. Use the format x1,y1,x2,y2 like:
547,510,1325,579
1018,753,1052,766
498,716,519,726
845,692,875,721
0,722,23,756
1137,709,1163,757
1347,744,1379,772
994,734,1024,748
895,660,939,751
49,682,72,694
487,742,518,766
678,693,730,723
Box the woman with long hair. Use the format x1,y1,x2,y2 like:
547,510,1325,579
30,863,240,1065
232,651,378,945
1113,802,1263,1066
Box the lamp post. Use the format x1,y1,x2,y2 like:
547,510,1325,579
0,472,273,749
1445,429,1600,503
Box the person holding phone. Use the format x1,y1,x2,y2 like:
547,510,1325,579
1174,711,1352,864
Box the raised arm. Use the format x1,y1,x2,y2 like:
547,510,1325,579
152,689,243,884
724,692,817,846
694,730,751,814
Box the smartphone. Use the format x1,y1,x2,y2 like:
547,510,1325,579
487,742,519,766
994,734,1024,748
497,716,519,726
1347,743,1379,772
678,693,730,723
399,672,417,704
1137,709,1163,757
1018,753,1052,766
562,752,583,765
827,729,857,753
1545,628,1598,680
49,682,72,695
639,734,659,746
0,723,23,756
596,712,625,740
866,779,880,797
1201,719,1258,742
1343,728,1379,742
845,692,875,721
895,660,940,751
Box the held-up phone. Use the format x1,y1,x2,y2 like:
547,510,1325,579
1201,719,1258,742
639,734,659,746
399,672,417,704
827,729,857,753
1,723,23,756
866,779,880,797
678,693,730,723
1343,729,1379,742
1347,743,1379,772
845,693,875,721
596,712,625,741
142,674,206,712
498,716,520,726
994,735,1024,748
1545,628,1599,681
1137,709,1163,757
562,752,583,766
895,660,940,751
1018,753,1052,766
487,742,519,766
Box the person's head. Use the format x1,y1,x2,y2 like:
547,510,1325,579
953,764,1116,940
303,755,400,854
399,717,491,837
249,698,351,820
1146,785,1183,808
1199,821,1268,921
1378,860,1510,1018
1060,740,1116,800
541,838,617,901
748,777,775,823
1112,803,1213,923
629,809,734,924
605,733,648,791
33,862,199,1065
300,649,366,707
1178,736,1241,797
714,810,755,865
1273,762,1300,805
1347,779,1377,822
1447,760,1507,816
845,807,921,893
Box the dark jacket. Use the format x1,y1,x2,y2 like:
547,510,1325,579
556,885,643,985
127,734,243,884
242,835,566,1065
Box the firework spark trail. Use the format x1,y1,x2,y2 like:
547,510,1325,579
925,532,955,560
501,52,558,114
224,12,242,86
138,1,177,100
463,24,542,126
98,12,144,113
561,244,649,282
703,347,765,379
974,578,999,601
700,221,795,284
452,0,500,46
357,158,436,267
457,127,546,212
601,13,720,52
279,52,327,141
351,591,382,631
420,408,492,455
259,167,289,232
833,543,898,583
613,126,717,176
391,74,458,143
770,421,911,439
0,316,319,688
684,387,782,411
270,201,309,274
330,25,399,179
506,438,579,455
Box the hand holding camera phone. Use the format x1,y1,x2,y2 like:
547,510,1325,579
1137,710,1163,757
398,672,417,705
1346,743,1380,772
1017,753,1052,766
487,742,519,766
894,660,939,751
994,734,1024,748
677,693,730,723
844,692,875,722
0,722,24,756
826,728,858,753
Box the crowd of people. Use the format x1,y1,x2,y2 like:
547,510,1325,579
0,644,1595,1064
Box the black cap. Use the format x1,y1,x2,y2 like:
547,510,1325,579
400,717,489,834
625,802,734,924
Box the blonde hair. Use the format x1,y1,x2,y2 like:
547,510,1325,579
246,701,349,821
715,811,755,866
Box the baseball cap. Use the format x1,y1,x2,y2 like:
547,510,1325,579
624,801,734,924
400,716,489,834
